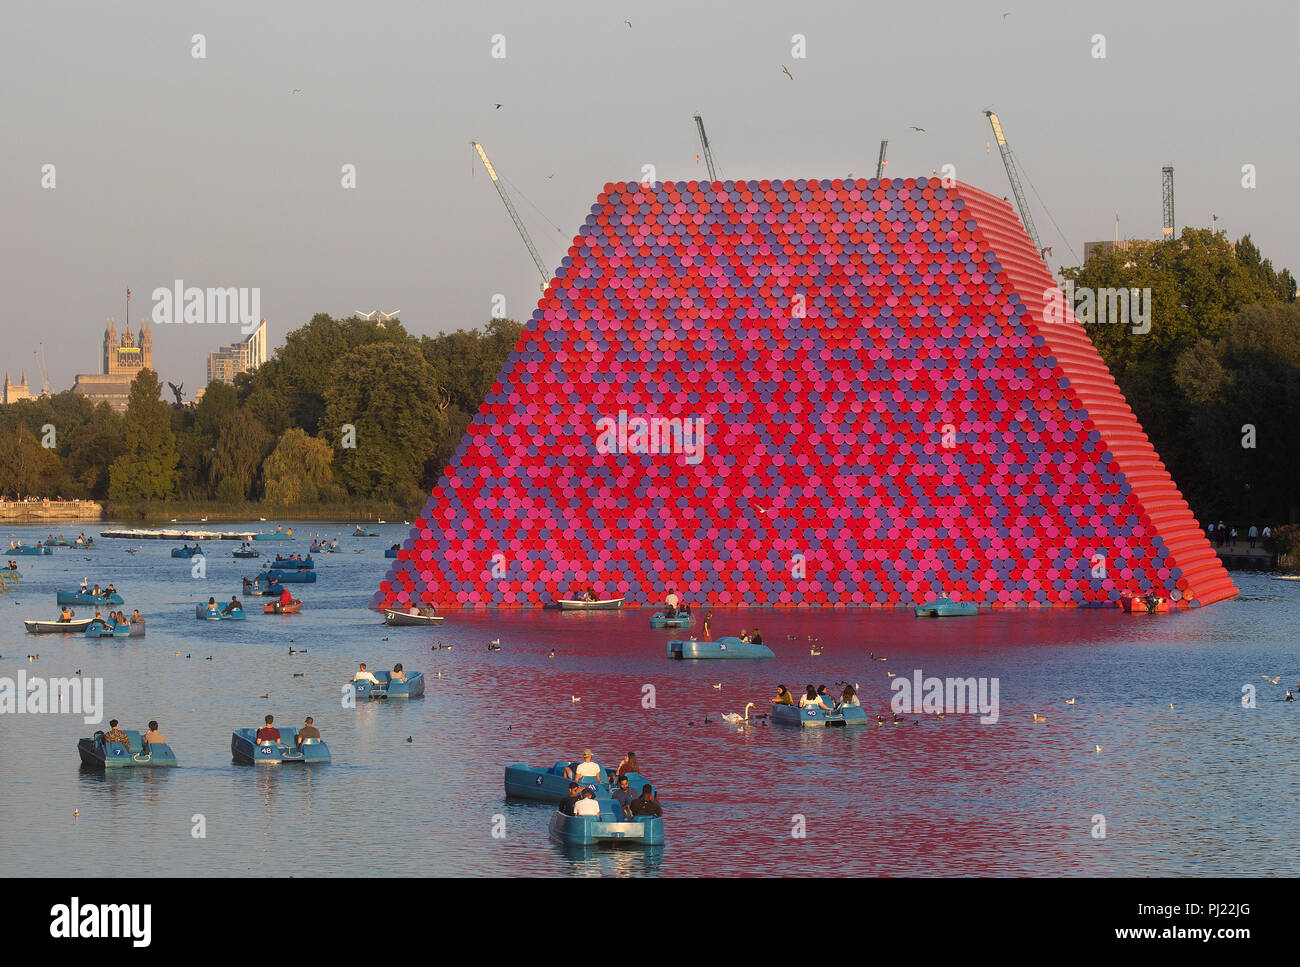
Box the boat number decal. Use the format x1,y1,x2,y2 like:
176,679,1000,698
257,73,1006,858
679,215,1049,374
535,775,543,785
112,748,123,756
261,745,273,755
719,643,726,650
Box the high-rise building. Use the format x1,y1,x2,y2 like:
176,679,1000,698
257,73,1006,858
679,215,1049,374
206,319,268,385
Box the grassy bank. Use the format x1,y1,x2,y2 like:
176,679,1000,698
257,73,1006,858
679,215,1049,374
101,499,423,523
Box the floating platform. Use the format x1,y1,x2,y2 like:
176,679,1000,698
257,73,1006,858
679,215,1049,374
667,637,774,660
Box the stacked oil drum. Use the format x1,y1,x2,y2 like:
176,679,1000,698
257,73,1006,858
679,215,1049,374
376,177,1235,611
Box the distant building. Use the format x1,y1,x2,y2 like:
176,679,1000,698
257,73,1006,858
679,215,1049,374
2,371,33,405
206,319,268,385
1083,239,1139,263
72,318,155,413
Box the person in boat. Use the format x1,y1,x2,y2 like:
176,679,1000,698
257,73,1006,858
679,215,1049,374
80,577,88,592
278,586,293,608
702,611,713,639
92,584,101,597
223,595,242,615
353,663,380,685
558,782,582,816
751,628,763,645
59,605,74,622
296,716,321,747
406,603,420,616
255,715,281,744
143,720,166,749
105,584,117,597
840,684,860,707
390,664,407,683
570,749,602,785
772,685,795,706
738,629,751,643
574,788,601,817
664,588,680,618
130,609,143,624
205,596,219,615
616,751,639,777
799,685,832,711
103,719,131,748
92,609,103,623
629,785,662,818
611,774,635,819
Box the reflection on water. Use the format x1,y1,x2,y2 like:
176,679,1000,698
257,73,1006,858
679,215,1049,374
1,522,1297,876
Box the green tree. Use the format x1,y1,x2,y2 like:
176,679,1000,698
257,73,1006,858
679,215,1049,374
211,409,274,500
323,342,445,503
262,427,343,504
0,426,62,498
66,403,124,498
108,370,180,501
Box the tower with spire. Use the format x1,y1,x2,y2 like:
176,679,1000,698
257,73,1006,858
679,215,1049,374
2,370,32,405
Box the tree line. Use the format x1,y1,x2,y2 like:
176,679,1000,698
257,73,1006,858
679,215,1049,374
0,316,523,512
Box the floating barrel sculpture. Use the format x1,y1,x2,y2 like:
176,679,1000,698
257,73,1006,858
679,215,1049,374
376,178,1236,611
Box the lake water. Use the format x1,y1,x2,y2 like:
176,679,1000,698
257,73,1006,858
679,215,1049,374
1,521,1295,877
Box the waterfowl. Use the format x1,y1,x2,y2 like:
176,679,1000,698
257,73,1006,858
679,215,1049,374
1032,713,1047,723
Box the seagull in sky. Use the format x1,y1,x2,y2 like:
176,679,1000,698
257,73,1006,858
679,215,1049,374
782,64,793,80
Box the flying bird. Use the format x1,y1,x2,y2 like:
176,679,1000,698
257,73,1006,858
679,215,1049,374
782,65,793,80
1003,11,1011,18
494,103,502,109
909,126,926,133
291,88,303,94
1263,676,1282,684
624,18,632,28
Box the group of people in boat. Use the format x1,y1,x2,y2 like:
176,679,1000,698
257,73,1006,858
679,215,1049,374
100,718,166,751
404,603,438,617
78,579,118,598
178,543,203,555
4,560,18,571
311,539,339,551
255,713,320,748
556,750,661,819
663,588,693,619
63,605,142,627
203,595,243,615
351,662,408,685
272,553,311,564
771,683,860,710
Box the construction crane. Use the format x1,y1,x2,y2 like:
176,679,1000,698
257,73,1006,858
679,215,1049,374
469,140,549,285
1161,166,1175,239
35,342,50,395
984,110,1043,255
693,114,719,182
875,140,888,180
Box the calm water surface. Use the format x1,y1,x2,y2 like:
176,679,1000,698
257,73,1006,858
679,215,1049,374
1,522,1295,877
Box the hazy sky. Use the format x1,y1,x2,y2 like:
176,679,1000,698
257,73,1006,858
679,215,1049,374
3,0,1296,393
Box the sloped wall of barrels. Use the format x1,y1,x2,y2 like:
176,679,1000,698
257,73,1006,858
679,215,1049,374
376,176,1235,610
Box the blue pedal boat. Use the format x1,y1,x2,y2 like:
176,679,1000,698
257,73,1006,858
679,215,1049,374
504,762,654,802
269,556,313,570
353,526,379,537
196,603,246,620
171,546,203,558
384,548,399,558
78,731,178,769
231,728,330,764
770,702,869,728
268,569,315,583
667,636,774,660
650,611,694,629
351,670,425,699
57,589,125,606
243,574,282,595
84,618,131,638
914,595,979,617
548,803,664,847
252,529,293,541
44,538,72,547
2,569,21,580
13,544,53,556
